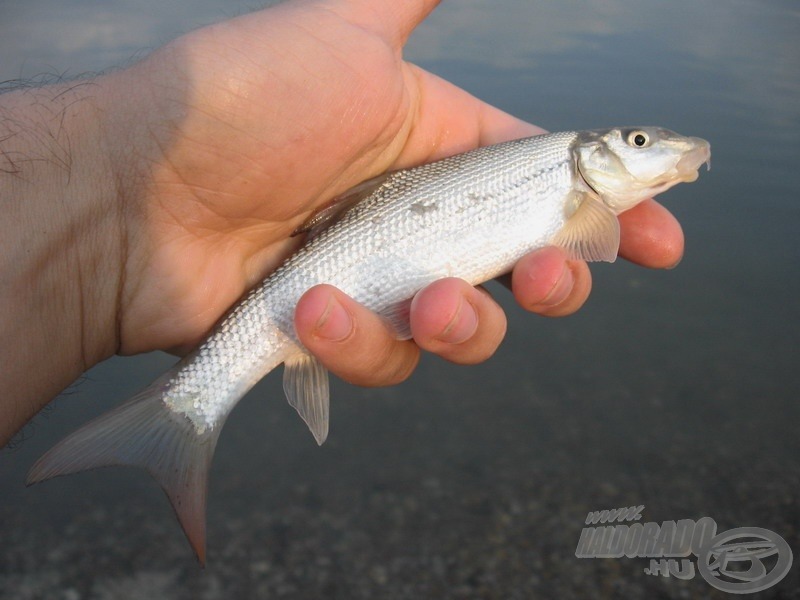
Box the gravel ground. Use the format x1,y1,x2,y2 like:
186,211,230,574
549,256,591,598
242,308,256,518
2,271,798,599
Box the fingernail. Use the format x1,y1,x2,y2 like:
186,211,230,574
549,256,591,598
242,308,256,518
314,295,353,342
436,295,478,345
538,263,573,306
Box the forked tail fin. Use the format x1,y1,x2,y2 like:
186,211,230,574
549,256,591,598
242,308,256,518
26,376,222,565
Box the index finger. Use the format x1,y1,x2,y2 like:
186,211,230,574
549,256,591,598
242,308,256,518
618,199,685,269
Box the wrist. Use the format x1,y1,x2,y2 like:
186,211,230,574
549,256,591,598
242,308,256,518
0,78,124,442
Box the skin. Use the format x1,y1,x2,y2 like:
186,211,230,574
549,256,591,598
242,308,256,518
0,0,683,447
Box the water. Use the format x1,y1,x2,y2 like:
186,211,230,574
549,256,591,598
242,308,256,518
1,1,798,598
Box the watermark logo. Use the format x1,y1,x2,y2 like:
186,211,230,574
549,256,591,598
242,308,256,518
575,506,793,594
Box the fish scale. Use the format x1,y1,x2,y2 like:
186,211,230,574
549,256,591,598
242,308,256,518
27,126,710,563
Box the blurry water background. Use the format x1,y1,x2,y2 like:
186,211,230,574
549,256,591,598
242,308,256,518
1,1,798,598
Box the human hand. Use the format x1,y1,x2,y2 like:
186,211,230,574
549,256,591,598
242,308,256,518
106,0,682,368
111,0,685,376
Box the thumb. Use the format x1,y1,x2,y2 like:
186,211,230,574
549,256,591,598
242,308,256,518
330,0,442,47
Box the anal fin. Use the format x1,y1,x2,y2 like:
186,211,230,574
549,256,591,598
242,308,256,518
283,352,330,445
552,191,620,262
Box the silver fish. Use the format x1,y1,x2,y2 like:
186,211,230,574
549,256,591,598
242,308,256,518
27,127,710,563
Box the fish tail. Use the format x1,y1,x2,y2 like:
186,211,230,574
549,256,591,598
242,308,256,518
26,373,221,565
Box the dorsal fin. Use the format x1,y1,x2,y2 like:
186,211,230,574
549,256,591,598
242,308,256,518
552,191,620,262
292,172,393,239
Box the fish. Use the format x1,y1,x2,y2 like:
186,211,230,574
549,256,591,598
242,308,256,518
27,126,711,563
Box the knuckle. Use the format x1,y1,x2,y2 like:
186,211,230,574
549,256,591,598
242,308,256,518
368,337,419,385
329,307,420,386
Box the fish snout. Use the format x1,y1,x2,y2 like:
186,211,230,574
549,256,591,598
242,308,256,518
676,137,711,180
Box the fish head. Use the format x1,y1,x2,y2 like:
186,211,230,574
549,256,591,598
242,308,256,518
574,127,711,214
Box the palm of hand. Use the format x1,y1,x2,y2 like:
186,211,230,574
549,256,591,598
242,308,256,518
117,5,432,354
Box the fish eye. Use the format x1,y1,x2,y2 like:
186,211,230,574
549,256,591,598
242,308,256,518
627,130,650,148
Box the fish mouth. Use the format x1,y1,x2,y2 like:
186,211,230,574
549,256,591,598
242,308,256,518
676,137,711,182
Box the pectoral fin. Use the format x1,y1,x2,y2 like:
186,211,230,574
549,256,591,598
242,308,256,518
283,352,330,445
552,192,620,262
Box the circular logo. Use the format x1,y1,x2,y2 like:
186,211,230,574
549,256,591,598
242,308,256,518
697,527,793,594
